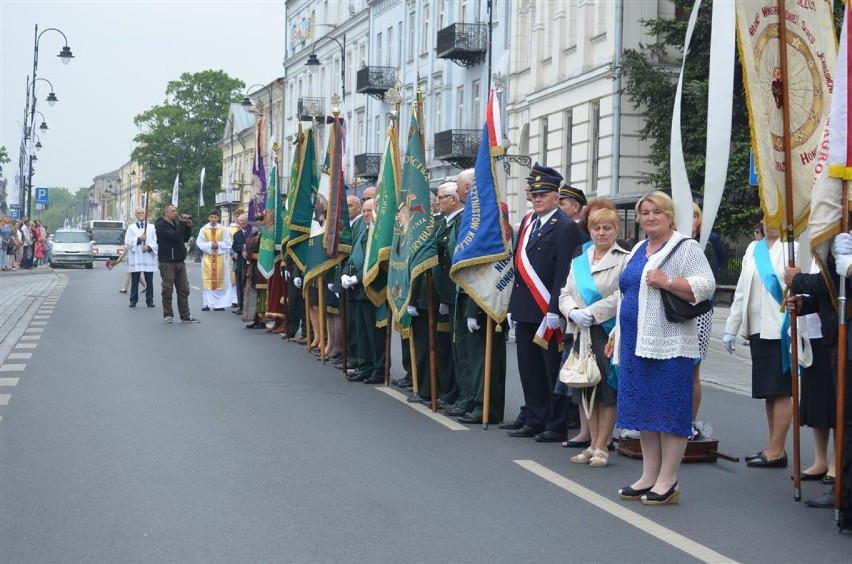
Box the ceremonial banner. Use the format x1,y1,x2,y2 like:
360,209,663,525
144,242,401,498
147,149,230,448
249,116,267,221
387,104,437,324
225,163,234,203
257,161,278,280
810,3,847,265
303,116,351,287
199,167,206,208
736,0,836,235
171,173,179,208
450,89,514,323
284,128,317,271
364,124,401,306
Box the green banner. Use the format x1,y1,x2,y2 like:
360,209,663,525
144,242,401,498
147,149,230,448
257,162,278,279
364,125,400,306
284,128,317,272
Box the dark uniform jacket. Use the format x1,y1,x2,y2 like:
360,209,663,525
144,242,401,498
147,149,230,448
154,217,191,263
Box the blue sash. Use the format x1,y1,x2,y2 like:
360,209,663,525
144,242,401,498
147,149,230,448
571,249,616,335
753,239,793,374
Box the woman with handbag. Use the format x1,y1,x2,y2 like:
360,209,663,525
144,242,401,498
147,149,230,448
608,191,715,505
558,208,630,467
722,214,796,469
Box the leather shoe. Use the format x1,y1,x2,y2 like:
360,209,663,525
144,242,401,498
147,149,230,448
443,407,467,417
406,396,428,404
561,439,592,449
746,452,788,468
147,303,155,308
534,430,567,443
363,376,384,384
392,378,411,388
246,321,265,329
507,426,541,438
744,451,764,462
804,488,835,508
498,418,524,430
201,306,210,312
347,373,367,382
792,470,827,482
457,413,483,424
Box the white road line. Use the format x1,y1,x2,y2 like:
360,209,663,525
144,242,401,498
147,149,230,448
0,395,9,406
514,460,736,564
29,321,47,326
20,335,41,340
33,315,50,319
14,343,37,349
191,285,202,291
376,387,470,431
7,353,32,360
0,378,19,386
0,364,26,372
25,328,44,333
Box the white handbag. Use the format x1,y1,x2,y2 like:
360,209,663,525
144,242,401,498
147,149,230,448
558,327,601,418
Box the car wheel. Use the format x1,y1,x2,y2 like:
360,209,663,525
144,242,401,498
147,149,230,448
85,262,93,270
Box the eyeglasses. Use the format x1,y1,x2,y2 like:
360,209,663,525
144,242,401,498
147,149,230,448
437,194,454,200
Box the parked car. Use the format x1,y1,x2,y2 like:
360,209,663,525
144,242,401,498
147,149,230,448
49,228,94,269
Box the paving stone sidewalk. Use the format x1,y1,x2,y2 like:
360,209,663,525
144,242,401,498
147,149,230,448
0,269,63,364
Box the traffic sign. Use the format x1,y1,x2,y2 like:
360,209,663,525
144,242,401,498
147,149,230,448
749,151,758,187
35,187,49,205
10,209,19,220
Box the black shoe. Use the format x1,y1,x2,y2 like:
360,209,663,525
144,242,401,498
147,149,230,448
618,485,653,500
129,303,137,308
231,303,239,308
363,376,384,384
507,426,541,438
793,470,827,482
406,396,428,404
147,303,155,308
534,430,567,443
201,306,210,312
443,407,467,417
246,321,265,329
746,452,788,468
641,483,680,505
498,418,524,430
744,451,764,463
214,308,225,311
347,373,368,382
233,310,242,315
804,488,835,509
566,419,581,430
392,378,411,388
457,413,483,424
823,475,836,485
561,439,592,449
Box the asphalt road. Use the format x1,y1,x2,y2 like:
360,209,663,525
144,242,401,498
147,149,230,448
0,264,848,563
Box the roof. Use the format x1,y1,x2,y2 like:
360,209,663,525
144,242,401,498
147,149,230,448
226,103,256,138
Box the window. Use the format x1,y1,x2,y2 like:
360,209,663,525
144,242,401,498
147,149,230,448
471,80,481,123
422,4,430,55
376,32,383,65
438,0,445,28
590,100,600,193
397,22,403,67
540,117,549,162
460,0,467,23
563,110,573,183
456,85,465,127
375,115,381,154
408,11,415,60
356,111,365,155
434,88,443,131
387,27,393,66
594,0,607,36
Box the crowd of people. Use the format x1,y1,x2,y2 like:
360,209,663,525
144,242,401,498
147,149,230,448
0,216,50,270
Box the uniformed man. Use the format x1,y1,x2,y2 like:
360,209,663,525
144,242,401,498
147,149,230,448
559,184,587,222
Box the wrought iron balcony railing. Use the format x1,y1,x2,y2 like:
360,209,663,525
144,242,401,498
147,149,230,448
434,129,481,169
356,66,397,101
297,97,325,122
436,23,488,68
353,153,382,180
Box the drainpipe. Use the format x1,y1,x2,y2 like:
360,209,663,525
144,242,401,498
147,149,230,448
611,0,624,195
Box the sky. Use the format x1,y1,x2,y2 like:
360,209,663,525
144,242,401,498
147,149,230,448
0,0,285,194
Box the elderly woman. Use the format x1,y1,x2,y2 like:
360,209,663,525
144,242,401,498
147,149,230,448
611,191,715,505
558,208,630,467
723,215,795,469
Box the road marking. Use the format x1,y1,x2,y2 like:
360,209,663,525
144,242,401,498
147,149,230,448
191,285,202,291
29,321,47,326
0,395,9,406
21,335,41,341
7,353,32,360
14,343,37,349
0,364,26,372
514,460,736,564
33,315,50,319
376,387,469,431
0,378,19,386
25,328,44,333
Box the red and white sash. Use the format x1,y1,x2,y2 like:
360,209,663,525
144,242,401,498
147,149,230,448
516,212,562,349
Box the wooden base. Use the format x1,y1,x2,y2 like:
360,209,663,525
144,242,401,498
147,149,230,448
617,436,737,463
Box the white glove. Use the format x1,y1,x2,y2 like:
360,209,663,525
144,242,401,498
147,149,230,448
284,270,291,281
439,303,449,316
294,277,302,289
568,308,595,328
327,283,335,292
836,254,852,278
467,317,480,332
407,305,419,317
349,275,358,287
545,312,562,330
832,233,852,256
507,313,516,330
340,275,352,289
722,333,736,354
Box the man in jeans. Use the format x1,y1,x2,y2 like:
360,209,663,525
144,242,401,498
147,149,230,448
154,204,200,323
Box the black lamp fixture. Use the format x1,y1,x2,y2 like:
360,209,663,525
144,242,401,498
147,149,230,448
46,91,58,106
35,140,42,151
39,120,48,133
305,52,321,66
58,45,74,64
207,126,218,141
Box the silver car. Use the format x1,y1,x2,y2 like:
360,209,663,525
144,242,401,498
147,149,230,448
49,228,94,269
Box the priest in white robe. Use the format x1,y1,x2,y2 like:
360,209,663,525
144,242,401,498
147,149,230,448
196,210,233,310
124,207,158,307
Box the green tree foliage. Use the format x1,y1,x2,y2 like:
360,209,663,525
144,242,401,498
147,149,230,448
619,0,756,237
132,70,244,232
31,187,89,232
0,145,10,175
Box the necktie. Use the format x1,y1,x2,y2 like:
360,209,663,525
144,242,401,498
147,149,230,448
137,221,144,229
530,217,541,236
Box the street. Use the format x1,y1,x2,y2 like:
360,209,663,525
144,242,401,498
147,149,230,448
0,265,849,563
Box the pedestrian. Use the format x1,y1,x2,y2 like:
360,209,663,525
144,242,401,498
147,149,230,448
611,191,715,505
20,219,33,269
231,212,250,315
0,217,10,270
195,209,232,311
125,207,158,308
154,204,200,323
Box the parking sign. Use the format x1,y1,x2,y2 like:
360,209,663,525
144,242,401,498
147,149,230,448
35,187,49,205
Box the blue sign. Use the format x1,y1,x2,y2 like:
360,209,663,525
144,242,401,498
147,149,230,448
10,209,19,220
35,187,48,205
749,151,758,187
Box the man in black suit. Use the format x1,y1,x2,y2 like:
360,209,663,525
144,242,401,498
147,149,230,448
505,165,581,442
231,212,250,315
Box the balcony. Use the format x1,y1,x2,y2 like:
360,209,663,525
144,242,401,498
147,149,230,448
354,153,382,181
436,23,488,68
215,188,242,206
434,129,481,169
298,97,325,122
356,66,397,101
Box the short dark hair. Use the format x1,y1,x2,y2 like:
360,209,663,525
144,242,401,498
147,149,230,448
208,209,220,217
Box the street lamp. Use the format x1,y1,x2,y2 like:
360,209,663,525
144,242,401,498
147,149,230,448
303,29,346,101
30,77,59,107
35,111,48,134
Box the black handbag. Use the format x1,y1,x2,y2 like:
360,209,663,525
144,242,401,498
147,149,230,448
655,238,713,323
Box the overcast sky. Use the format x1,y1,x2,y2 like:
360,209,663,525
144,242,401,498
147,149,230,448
1,0,285,193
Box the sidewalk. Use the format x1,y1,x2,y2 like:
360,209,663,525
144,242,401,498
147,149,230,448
0,268,63,365
702,305,752,396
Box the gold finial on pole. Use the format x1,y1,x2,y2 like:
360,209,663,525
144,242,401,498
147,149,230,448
331,93,341,117
384,77,402,126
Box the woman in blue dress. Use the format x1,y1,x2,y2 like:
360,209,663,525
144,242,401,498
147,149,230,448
608,192,715,505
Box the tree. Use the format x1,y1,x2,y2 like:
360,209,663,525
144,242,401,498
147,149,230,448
30,187,85,232
0,145,10,175
132,70,244,232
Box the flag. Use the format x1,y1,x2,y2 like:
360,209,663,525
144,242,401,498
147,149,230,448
387,98,437,326
257,162,278,279
199,167,206,208
284,128,317,272
249,116,267,221
810,2,849,267
171,173,179,208
302,115,351,287
450,89,514,323
735,0,836,236
225,163,234,203
364,122,401,306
